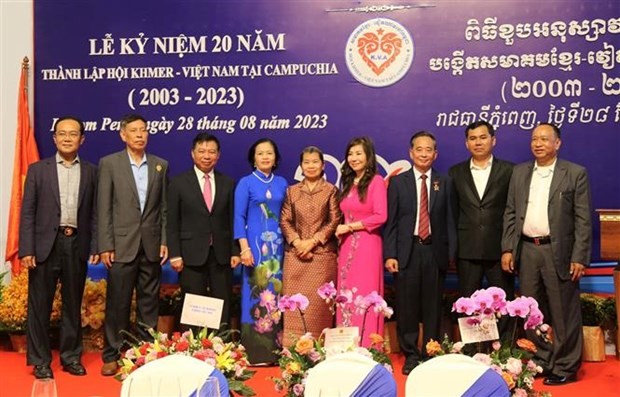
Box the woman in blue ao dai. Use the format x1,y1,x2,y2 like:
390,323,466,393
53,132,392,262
234,138,288,364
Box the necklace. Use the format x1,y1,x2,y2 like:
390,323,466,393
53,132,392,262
253,171,274,200
253,170,274,183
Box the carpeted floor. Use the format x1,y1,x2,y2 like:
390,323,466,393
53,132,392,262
1,350,619,396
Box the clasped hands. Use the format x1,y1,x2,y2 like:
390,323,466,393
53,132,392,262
293,238,317,260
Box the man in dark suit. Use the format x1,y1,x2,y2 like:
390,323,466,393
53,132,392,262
97,114,168,376
384,131,457,375
502,122,592,385
167,133,240,331
449,120,514,319
19,116,98,379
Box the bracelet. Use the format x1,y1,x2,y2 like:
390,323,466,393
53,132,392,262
240,248,251,255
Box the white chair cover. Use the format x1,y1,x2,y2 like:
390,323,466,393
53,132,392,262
305,352,396,397
406,354,509,397
120,354,228,397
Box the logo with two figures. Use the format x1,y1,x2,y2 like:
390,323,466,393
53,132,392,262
345,18,414,87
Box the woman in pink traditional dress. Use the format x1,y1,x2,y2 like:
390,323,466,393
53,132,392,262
335,136,387,347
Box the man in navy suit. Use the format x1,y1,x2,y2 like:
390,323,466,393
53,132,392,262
384,131,456,375
502,123,592,385
449,121,514,324
19,116,98,379
167,133,240,331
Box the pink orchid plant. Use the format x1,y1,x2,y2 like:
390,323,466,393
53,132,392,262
277,293,310,334
452,287,550,345
273,283,394,396
317,281,394,343
428,287,552,396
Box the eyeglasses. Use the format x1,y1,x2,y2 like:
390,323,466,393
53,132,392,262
55,130,81,139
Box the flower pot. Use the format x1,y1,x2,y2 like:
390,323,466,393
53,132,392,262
582,325,605,361
157,315,176,335
9,332,27,353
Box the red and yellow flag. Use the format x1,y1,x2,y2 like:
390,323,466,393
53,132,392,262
5,57,40,274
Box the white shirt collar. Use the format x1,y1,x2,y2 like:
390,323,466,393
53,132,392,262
55,152,80,165
412,167,431,180
470,155,493,170
194,166,215,180
534,158,557,171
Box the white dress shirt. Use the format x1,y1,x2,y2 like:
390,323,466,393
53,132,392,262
470,156,493,199
522,159,556,237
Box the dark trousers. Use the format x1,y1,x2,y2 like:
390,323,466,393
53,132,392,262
27,232,87,366
179,247,232,333
457,258,515,340
457,258,515,299
395,243,444,362
102,245,161,363
519,242,582,377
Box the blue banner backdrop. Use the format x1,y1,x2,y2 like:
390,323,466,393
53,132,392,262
34,1,620,261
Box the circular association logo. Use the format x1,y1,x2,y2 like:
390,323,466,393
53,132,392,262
345,18,414,88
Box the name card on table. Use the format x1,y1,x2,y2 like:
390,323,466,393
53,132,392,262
180,293,223,329
458,316,499,344
323,326,359,356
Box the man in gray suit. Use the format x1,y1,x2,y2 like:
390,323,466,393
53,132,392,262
19,116,98,379
97,114,169,376
502,122,592,385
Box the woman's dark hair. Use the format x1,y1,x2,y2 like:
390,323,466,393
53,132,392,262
247,138,281,170
339,136,377,202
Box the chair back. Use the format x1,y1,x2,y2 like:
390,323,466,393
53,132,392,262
305,352,396,397
120,354,228,397
406,354,510,397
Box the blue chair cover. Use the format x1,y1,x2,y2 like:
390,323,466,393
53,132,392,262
189,367,229,397
461,368,510,397
350,364,397,397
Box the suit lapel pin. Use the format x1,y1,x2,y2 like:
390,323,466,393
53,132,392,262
433,181,440,191
156,164,162,172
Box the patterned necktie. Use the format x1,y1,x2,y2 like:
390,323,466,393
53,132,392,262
203,174,213,212
418,174,430,240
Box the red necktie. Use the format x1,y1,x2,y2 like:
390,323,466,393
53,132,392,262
203,174,213,212
418,174,430,240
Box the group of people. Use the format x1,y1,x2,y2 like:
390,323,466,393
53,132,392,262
18,114,591,388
